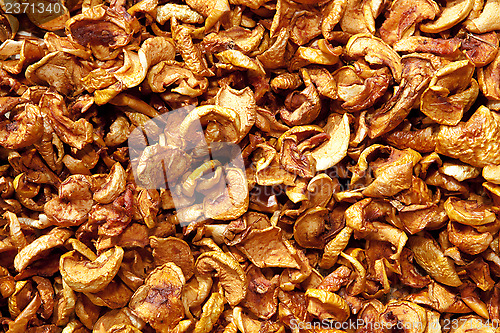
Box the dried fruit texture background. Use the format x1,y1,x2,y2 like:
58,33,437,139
2,0,500,332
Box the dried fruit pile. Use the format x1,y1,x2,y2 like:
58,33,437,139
1,0,500,332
